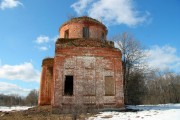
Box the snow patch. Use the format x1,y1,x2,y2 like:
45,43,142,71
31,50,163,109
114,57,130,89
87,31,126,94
88,104,180,120
0,106,32,112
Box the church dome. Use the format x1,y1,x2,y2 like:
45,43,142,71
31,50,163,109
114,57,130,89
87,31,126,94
59,16,107,40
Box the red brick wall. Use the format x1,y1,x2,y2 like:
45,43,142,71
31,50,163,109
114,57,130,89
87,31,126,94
60,22,107,39
38,59,54,106
39,17,124,109
52,46,124,108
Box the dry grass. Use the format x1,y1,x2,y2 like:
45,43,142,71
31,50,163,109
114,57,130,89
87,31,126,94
0,106,93,120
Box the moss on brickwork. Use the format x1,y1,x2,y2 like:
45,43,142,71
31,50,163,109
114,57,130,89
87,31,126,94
56,38,115,48
56,38,78,44
42,57,54,66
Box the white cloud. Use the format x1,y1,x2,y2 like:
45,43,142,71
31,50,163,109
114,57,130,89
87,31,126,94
0,82,31,96
71,0,94,15
35,35,49,44
39,46,48,51
146,45,180,72
71,0,150,26
0,0,23,10
34,35,58,51
0,62,40,82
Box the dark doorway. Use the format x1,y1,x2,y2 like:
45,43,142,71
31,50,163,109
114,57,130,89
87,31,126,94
64,75,73,96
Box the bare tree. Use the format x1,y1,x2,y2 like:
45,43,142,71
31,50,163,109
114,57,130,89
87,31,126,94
26,89,39,106
143,69,180,104
112,32,146,104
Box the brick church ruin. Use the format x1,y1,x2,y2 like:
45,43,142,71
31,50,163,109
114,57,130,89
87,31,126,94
38,16,124,109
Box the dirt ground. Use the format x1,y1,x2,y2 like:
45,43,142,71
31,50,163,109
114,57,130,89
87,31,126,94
0,106,91,120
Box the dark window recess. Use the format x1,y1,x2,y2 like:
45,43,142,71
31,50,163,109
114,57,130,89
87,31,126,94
102,32,105,40
64,76,73,96
83,27,89,38
64,30,69,38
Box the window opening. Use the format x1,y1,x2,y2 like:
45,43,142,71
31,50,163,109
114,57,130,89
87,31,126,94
102,32,105,40
83,27,89,38
64,30,69,38
64,75,73,96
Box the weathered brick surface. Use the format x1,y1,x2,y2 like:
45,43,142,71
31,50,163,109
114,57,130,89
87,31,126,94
38,58,54,105
60,17,107,39
39,16,124,109
52,45,124,108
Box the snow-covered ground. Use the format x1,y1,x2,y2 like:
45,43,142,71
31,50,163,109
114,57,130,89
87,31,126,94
0,104,179,120
0,106,32,112
88,104,180,120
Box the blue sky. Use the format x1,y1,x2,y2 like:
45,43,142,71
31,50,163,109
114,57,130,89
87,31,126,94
0,0,180,96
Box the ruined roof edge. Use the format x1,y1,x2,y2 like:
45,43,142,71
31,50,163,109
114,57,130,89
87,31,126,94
60,16,107,32
55,38,116,48
42,57,54,66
